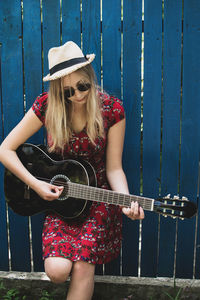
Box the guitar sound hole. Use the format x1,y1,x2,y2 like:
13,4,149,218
50,174,69,201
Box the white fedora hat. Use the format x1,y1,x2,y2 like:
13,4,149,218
43,41,95,81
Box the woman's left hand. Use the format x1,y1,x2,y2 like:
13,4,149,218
122,201,145,220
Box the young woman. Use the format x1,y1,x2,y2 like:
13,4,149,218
0,41,144,300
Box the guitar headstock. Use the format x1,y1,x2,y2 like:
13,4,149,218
154,195,197,220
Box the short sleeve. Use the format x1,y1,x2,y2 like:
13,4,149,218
109,96,125,127
100,92,125,129
32,92,48,124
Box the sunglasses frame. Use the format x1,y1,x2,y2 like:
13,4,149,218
63,82,91,99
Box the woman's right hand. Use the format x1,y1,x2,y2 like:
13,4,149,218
32,180,64,201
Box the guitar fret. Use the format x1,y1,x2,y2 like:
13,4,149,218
67,182,155,212
111,191,115,204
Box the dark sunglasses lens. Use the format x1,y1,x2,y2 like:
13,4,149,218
64,88,75,98
77,83,91,92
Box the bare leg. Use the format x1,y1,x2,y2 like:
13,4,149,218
44,257,73,284
66,261,95,300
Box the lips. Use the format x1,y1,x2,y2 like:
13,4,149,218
76,96,86,102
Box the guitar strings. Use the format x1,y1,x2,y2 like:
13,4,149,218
32,175,154,210
23,175,187,217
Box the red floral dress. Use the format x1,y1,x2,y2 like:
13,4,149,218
32,91,125,264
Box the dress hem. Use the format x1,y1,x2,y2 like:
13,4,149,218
43,251,120,265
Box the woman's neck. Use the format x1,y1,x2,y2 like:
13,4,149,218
71,104,87,133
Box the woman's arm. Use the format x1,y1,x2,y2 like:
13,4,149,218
106,118,144,220
0,108,63,200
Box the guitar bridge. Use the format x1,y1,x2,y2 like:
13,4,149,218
24,185,30,200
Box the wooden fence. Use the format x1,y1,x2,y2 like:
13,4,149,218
0,0,200,279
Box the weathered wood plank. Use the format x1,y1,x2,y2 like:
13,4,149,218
82,0,101,84
23,0,44,272
42,0,61,92
62,0,81,45
176,0,200,279
0,0,31,272
122,0,142,276
102,0,121,275
0,43,9,271
141,0,162,277
102,0,121,98
158,0,183,277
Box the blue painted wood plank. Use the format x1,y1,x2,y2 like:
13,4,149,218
31,215,45,272
0,164,8,271
81,0,102,275
62,0,81,45
23,0,44,272
0,1,31,271
23,0,43,111
102,0,121,275
196,161,200,278
0,44,9,271
122,0,142,276
176,0,200,279
141,0,163,277
102,0,121,98
82,0,101,84
158,0,182,277
42,0,61,92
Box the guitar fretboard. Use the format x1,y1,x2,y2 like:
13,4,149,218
67,182,154,211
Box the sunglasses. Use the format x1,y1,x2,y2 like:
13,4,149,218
63,82,91,99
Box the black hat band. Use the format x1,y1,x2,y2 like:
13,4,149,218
49,57,88,76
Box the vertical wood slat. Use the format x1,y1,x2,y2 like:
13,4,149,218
81,0,102,276
102,0,121,99
158,0,183,277
42,0,61,92
141,0,163,277
0,43,9,271
122,0,142,276
23,0,44,272
101,0,122,276
176,0,200,279
0,0,31,271
38,0,61,270
62,0,81,46
82,0,101,84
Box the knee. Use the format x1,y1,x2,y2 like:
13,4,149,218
47,270,68,284
72,261,95,281
45,257,72,284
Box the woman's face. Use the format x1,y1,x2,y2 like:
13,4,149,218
62,71,91,107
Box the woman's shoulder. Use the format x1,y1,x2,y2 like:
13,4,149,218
35,92,48,103
98,90,125,126
32,92,48,107
32,92,48,124
98,90,123,110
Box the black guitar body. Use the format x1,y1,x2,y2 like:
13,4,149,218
4,143,97,221
4,144,197,221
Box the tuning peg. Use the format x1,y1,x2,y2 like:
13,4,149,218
173,195,179,199
164,194,171,199
180,217,184,221
170,215,177,219
182,196,188,201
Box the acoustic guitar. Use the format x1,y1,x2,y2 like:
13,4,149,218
4,143,197,222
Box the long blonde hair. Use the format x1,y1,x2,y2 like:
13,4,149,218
45,64,104,152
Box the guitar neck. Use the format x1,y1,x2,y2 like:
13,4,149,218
68,182,155,212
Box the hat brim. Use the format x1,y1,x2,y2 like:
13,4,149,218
43,54,95,82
